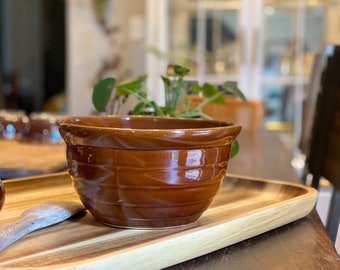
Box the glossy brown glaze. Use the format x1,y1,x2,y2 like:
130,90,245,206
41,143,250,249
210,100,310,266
59,115,241,228
0,180,5,211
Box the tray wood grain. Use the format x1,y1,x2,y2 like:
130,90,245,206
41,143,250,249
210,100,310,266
0,172,317,269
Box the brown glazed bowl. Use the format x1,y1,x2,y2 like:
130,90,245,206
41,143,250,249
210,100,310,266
0,180,5,211
59,115,241,229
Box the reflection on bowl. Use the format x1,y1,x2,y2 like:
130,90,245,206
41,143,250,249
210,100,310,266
59,115,241,229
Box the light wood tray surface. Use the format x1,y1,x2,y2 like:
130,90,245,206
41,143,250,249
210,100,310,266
0,172,317,269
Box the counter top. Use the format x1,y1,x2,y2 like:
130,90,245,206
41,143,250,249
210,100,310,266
166,130,340,269
1,130,339,269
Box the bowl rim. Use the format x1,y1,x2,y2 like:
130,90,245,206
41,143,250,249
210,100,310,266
58,115,241,132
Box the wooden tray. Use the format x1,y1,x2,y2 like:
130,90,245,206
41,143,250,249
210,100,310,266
0,172,317,269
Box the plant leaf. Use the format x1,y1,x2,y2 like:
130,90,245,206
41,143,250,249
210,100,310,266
92,78,116,112
191,84,203,94
202,83,224,103
130,102,148,115
230,140,239,159
161,76,171,86
222,82,247,102
116,76,146,96
149,101,164,116
173,65,190,76
172,86,181,96
191,92,221,112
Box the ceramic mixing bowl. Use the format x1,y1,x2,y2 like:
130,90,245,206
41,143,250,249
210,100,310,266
59,115,241,229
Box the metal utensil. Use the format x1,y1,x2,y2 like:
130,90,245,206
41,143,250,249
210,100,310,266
0,201,85,251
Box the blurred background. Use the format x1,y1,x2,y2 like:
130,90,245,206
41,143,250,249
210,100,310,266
0,0,339,146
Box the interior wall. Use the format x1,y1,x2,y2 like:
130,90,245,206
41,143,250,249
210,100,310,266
66,0,145,116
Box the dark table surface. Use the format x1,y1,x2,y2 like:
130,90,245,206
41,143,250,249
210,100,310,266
166,130,340,270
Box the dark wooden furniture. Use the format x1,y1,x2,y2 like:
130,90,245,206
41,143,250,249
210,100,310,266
305,44,340,243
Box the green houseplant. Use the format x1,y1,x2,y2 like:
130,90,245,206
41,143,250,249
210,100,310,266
59,65,244,228
92,64,246,157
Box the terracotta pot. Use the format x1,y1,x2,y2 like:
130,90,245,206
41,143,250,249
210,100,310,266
0,180,5,211
59,115,241,229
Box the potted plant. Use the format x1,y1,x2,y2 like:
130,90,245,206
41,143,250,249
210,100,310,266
59,64,245,229
92,64,246,157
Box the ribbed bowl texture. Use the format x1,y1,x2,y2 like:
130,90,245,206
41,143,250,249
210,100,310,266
59,115,241,228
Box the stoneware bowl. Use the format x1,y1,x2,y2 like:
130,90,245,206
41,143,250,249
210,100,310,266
0,180,5,211
59,115,241,229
